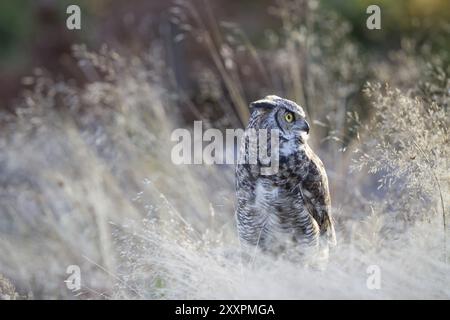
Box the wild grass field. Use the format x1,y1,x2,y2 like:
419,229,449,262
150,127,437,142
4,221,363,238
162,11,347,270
0,0,449,299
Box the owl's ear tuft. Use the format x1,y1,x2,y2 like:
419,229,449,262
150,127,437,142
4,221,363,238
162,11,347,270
249,98,278,111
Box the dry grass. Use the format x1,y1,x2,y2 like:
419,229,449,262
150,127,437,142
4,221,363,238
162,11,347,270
0,0,448,299
0,274,19,300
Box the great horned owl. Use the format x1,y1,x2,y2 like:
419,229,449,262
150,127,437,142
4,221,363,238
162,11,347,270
235,95,336,260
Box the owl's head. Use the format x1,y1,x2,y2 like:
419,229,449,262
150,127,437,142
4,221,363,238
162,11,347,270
248,95,310,145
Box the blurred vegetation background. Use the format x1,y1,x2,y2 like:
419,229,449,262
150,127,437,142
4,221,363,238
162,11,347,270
1,0,449,107
0,0,448,299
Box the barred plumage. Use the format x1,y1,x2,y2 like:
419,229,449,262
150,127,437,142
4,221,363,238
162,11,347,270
235,95,336,260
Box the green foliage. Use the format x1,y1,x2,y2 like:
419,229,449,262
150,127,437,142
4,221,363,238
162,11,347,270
0,1,32,63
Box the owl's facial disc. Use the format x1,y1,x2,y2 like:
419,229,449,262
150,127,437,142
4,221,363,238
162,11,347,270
249,96,310,145
276,108,310,142
293,118,310,134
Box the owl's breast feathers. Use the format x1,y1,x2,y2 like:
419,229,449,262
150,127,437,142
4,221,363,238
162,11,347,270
235,143,336,250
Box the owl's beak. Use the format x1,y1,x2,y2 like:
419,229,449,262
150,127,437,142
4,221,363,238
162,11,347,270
299,119,310,134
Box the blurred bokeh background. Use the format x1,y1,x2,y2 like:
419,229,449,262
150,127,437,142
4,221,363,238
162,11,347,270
1,0,449,108
0,0,448,299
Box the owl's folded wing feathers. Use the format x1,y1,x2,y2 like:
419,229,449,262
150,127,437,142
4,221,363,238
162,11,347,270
300,156,337,247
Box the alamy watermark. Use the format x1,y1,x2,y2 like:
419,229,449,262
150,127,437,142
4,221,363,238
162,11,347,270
65,265,81,292
366,264,381,290
171,121,280,175
366,5,381,30
66,5,81,30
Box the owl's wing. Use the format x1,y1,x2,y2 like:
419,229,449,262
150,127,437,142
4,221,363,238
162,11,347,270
300,155,337,247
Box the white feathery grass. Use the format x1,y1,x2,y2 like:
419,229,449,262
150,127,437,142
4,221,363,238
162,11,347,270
0,0,448,299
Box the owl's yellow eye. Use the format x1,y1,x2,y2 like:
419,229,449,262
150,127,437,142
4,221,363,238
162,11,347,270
284,112,294,123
